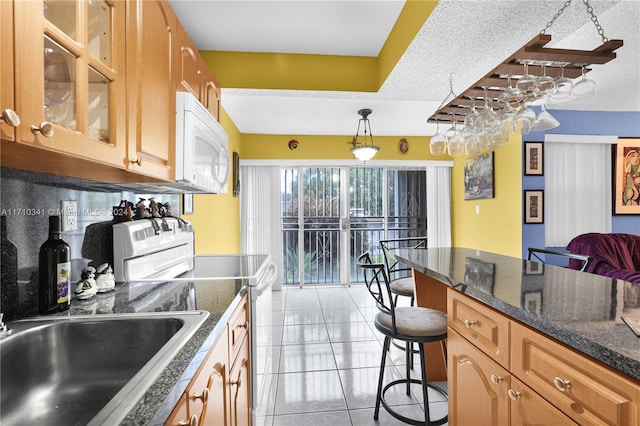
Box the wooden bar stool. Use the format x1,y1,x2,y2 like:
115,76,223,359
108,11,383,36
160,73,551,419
357,252,448,426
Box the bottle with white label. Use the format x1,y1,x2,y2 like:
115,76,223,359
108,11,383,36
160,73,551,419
38,215,71,313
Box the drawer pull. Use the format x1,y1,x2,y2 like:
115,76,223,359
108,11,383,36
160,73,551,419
490,374,503,384
553,377,571,392
178,414,198,426
130,157,143,166
192,387,209,403
464,319,476,328
236,322,248,330
507,389,521,401
229,376,241,387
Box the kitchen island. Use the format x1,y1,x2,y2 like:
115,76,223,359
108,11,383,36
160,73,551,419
394,247,640,425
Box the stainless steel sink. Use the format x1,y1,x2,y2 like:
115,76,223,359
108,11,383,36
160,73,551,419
0,311,209,426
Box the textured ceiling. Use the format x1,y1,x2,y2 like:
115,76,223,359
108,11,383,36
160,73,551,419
169,0,640,137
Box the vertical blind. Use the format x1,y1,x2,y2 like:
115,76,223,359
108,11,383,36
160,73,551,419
544,136,613,247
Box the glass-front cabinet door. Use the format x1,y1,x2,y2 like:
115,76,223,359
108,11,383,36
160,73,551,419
13,0,126,169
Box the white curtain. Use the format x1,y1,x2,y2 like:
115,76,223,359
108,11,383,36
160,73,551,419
545,141,611,247
240,165,283,290
426,166,452,247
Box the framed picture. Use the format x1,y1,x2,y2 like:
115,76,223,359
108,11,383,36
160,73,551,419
524,142,544,176
232,151,240,198
464,258,495,294
524,190,544,224
182,193,194,215
523,292,542,315
464,152,494,200
525,261,544,275
613,138,640,214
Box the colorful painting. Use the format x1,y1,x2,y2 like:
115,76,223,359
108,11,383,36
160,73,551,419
614,138,640,214
464,152,494,200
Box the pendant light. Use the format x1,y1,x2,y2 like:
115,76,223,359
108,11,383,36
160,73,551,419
349,108,379,162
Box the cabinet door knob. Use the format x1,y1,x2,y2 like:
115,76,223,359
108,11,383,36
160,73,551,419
130,157,143,166
192,387,209,403
507,389,522,401
553,377,571,392
490,374,503,384
1,109,21,127
464,319,476,328
178,414,198,426
229,376,242,387
30,121,54,138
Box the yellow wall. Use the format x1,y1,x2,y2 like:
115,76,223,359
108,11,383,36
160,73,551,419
186,107,242,254
241,134,440,161
450,133,523,257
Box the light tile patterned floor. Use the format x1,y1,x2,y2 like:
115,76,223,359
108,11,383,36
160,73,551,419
260,285,448,426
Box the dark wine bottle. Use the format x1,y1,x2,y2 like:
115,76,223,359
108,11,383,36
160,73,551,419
38,215,71,314
1,215,19,321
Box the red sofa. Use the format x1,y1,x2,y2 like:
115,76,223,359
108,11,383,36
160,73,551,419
567,233,640,284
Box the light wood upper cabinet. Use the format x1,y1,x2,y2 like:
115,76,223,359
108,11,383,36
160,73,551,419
175,24,221,122
6,0,128,175
1,0,16,143
125,0,175,181
202,68,221,121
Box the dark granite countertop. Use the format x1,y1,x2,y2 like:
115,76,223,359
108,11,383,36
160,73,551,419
64,278,248,425
394,247,640,382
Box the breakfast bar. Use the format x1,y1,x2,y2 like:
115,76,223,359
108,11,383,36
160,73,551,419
394,247,640,425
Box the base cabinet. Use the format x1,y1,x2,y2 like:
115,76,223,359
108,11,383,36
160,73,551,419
447,290,638,426
448,329,510,425
165,293,251,426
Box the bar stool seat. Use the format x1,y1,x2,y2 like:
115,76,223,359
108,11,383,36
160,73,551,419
389,277,415,299
357,253,448,426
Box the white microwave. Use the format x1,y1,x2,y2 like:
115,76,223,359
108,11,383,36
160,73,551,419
174,91,229,193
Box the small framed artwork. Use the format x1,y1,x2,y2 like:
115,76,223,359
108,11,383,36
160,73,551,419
524,190,544,224
464,152,495,200
613,138,640,214
464,258,495,294
524,142,544,176
523,292,542,315
182,193,194,215
232,151,240,197
525,261,544,275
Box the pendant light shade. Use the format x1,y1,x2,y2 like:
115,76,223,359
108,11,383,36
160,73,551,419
349,109,379,162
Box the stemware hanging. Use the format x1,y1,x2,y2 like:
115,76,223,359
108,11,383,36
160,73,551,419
572,65,597,98
429,119,447,155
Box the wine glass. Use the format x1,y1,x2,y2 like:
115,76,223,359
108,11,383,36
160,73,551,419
464,97,482,134
516,61,538,102
530,100,560,132
499,75,523,109
445,118,464,156
44,47,71,121
572,65,596,98
429,120,447,155
462,131,482,157
534,63,556,99
515,102,536,135
548,63,574,106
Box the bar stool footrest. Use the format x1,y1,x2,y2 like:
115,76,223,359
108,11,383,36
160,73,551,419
379,378,448,426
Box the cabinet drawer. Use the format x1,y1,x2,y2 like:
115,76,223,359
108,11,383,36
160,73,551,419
448,291,510,368
228,293,249,362
511,321,639,426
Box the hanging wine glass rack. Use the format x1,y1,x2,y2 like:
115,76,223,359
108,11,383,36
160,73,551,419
427,34,623,124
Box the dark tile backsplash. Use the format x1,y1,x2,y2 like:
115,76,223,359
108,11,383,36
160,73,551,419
0,167,179,320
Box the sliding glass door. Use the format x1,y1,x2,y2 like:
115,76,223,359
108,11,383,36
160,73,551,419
282,166,426,286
